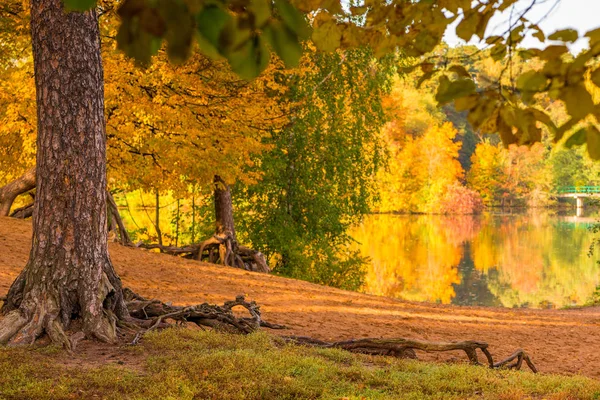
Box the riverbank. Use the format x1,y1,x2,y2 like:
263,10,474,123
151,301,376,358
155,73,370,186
1,217,600,379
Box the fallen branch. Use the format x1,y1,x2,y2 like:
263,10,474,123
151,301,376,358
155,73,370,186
283,336,537,373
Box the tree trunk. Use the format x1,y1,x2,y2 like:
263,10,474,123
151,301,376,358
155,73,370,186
0,167,36,216
195,176,269,272
214,175,236,239
155,190,163,247
0,0,127,348
107,191,132,246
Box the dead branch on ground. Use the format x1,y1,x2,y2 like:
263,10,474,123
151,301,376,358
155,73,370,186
283,336,538,373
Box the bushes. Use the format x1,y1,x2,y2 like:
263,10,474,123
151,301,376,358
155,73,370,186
439,183,484,215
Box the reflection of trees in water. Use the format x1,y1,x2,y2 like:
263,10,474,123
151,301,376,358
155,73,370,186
354,212,600,308
480,215,600,308
354,214,479,304
452,242,502,307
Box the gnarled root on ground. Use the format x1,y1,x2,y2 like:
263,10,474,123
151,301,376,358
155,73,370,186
0,288,537,373
0,287,285,350
122,289,285,345
283,336,538,373
137,234,270,273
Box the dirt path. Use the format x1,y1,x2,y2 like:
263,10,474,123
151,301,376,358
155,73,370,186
1,217,599,377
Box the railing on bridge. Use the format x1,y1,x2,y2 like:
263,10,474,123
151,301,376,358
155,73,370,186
556,186,600,194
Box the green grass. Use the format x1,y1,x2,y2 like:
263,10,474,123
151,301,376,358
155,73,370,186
0,329,599,400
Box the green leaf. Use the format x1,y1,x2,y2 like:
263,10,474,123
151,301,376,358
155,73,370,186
263,21,303,67
548,28,579,43
196,6,231,49
250,0,272,28
518,48,541,60
448,65,470,78
587,126,600,160
226,36,270,80
159,1,194,63
565,128,587,148
274,0,310,40
63,0,96,11
555,117,581,143
516,71,547,98
116,0,164,66
435,77,476,105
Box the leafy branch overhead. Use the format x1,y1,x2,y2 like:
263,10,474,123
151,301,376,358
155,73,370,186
68,0,600,157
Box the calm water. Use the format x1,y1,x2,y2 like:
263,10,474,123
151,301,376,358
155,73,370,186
351,211,600,308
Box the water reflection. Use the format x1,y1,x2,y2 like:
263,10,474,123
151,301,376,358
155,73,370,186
351,211,600,308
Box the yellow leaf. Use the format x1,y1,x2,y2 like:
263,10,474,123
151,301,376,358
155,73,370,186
312,16,341,52
548,28,579,43
455,11,481,42
560,84,594,120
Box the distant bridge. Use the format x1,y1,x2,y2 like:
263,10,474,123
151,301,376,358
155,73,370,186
556,186,600,209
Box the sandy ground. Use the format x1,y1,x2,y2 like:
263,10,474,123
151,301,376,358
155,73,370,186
1,216,600,378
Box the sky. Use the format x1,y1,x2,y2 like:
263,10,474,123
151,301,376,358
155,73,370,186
444,0,600,54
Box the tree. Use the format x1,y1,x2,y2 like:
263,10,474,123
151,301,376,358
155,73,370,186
0,0,127,347
237,46,394,289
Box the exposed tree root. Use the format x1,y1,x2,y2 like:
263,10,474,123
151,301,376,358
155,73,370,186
196,234,270,273
137,234,270,273
283,336,538,373
122,289,285,344
0,287,538,373
0,287,284,348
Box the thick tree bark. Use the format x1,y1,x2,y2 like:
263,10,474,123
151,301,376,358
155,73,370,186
0,167,35,216
0,0,127,347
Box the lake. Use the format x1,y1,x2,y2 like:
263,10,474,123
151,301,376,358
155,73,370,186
351,211,600,308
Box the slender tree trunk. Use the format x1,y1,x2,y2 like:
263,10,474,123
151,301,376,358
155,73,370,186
155,190,163,247
0,0,127,347
214,175,236,239
191,191,196,244
175,199,180,247
0,167,36,216
107,191,132,246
